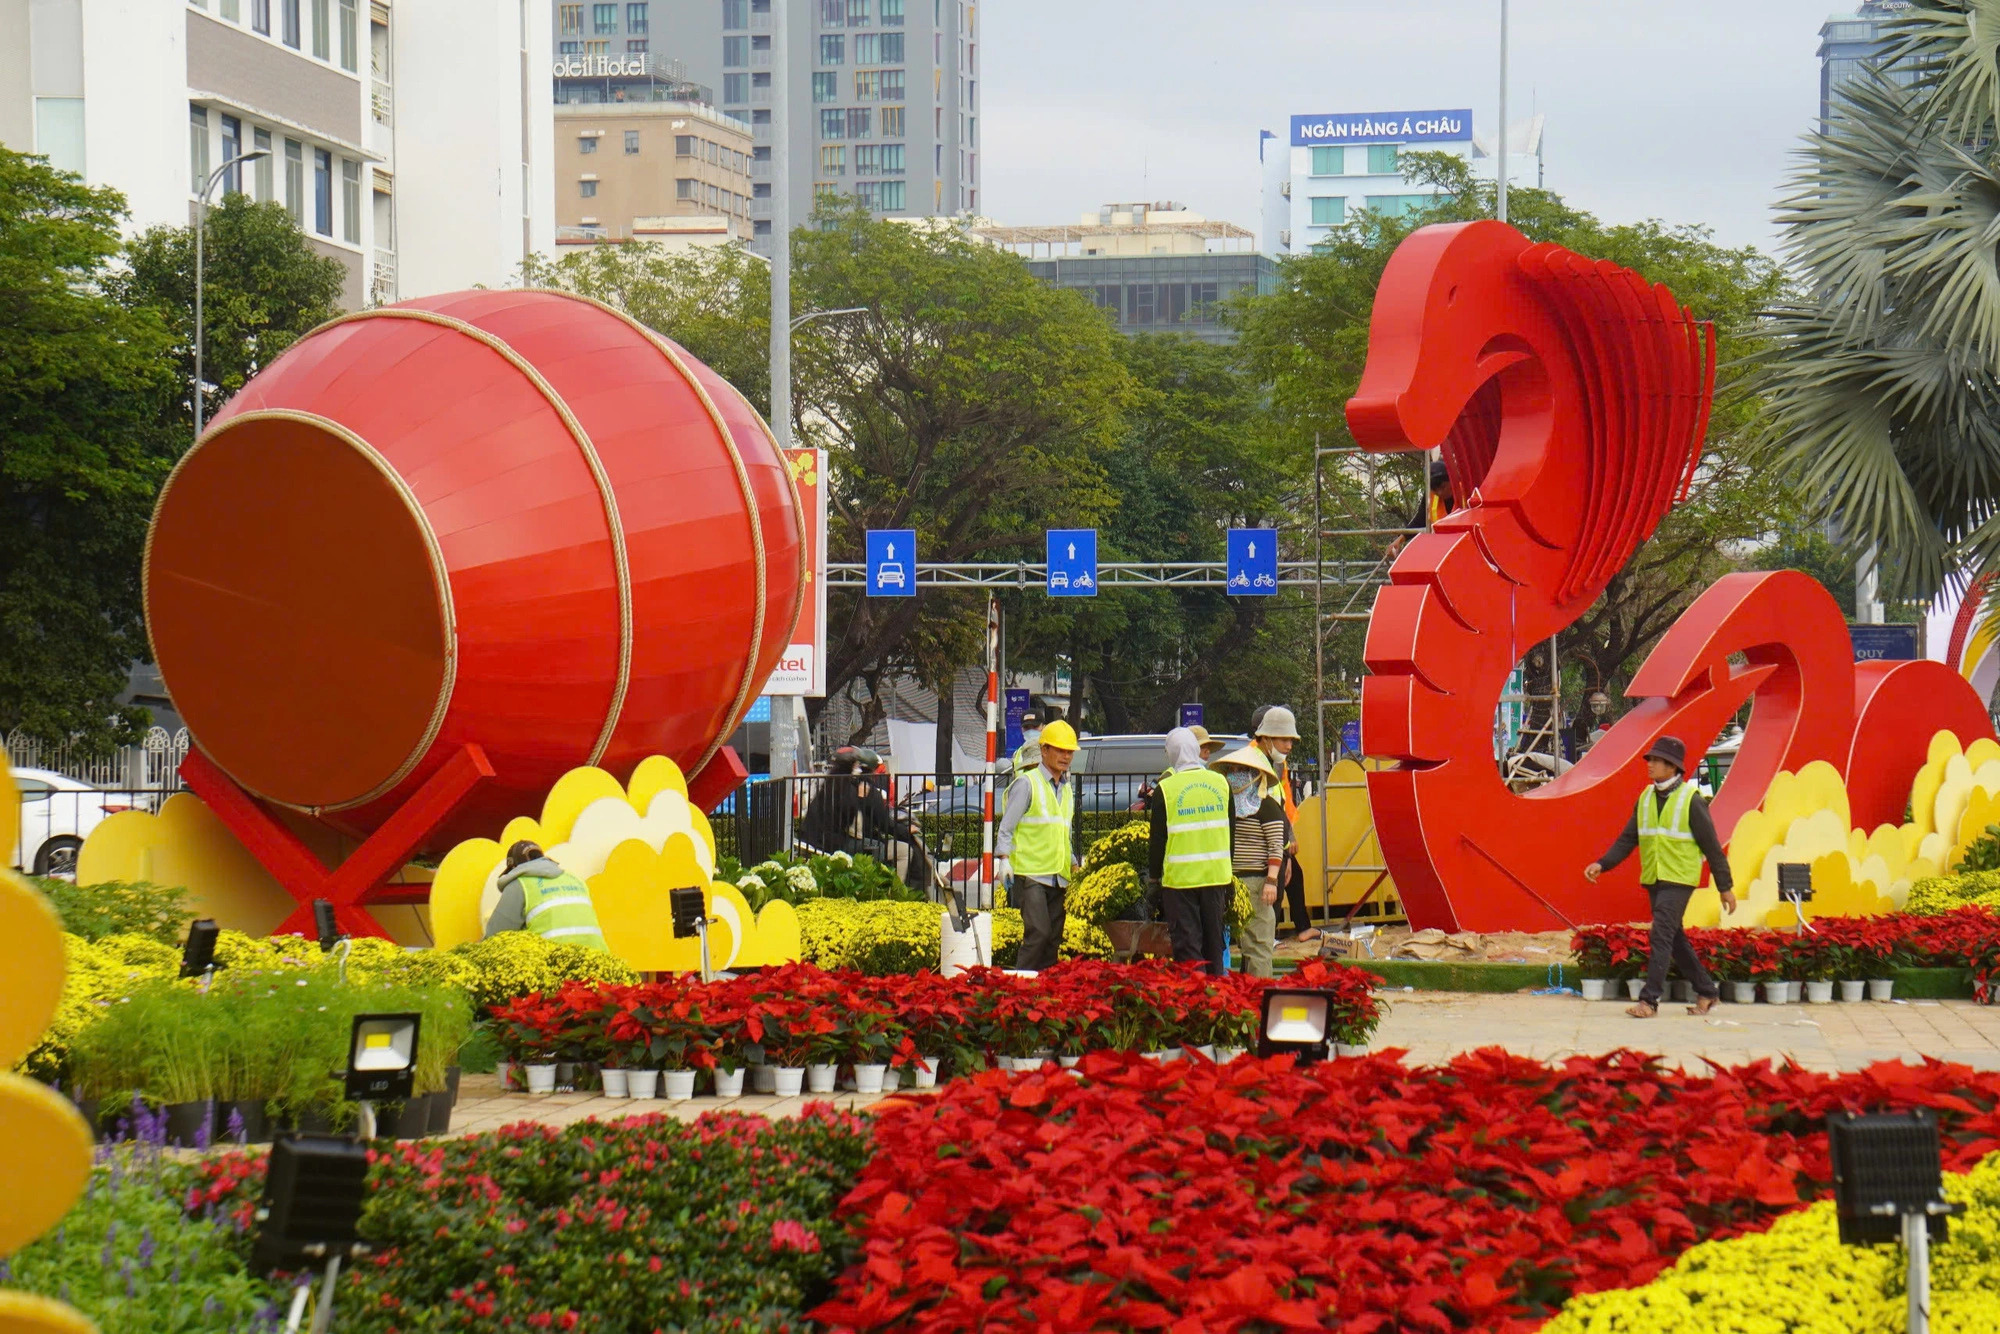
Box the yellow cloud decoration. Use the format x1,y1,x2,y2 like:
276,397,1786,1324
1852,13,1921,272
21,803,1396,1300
1293,758,1400,916
0,763,95,1332
428,757,798,971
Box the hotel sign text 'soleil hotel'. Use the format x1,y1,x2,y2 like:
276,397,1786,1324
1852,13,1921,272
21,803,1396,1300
1259,108,1474,256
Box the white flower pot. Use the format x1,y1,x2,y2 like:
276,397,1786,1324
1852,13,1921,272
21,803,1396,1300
1335,1043,1369,1057
524,1063,558,1094
1727,982,1759,1004
1785,980,1804,1003
713,1067,746,1097
662,1069,696,1101
1580,979,1610,1001
496,1060,515,1090
1214,1046,1245,1064
1672,981,1696,1003
806,1063,838,1094
752,1064,778,1095
600,1068,630,1099
909,1057,939,1088
1840,980,1867,1002
1763,981,1791,1005
772,1066,805,1097
1057,1055,1080,1069
1625,979,1645,1000
626,1069,660,1099
853,1063,889,1094
1806,980,1835,1004
1194,1044,1218,1063
1868,978,1895,1001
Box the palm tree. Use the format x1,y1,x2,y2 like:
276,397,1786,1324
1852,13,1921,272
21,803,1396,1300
1759,0,2000,601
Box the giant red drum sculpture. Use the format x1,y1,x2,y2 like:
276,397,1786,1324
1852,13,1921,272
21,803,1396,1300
146,291,804,884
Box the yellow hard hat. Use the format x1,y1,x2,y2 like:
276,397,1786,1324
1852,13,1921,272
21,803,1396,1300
1038,719,1079,751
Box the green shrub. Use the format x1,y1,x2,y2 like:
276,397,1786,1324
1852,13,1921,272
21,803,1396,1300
31,877,190,945
797,899,1022,974
721,847,922,908
4,1147,283,1330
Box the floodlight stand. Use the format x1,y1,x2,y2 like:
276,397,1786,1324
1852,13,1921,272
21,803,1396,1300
696,917,714,984
1784,890,1815,937
335,938,353,985
282,1248,346,1334
1905,1209,1931,1334
199,965,216,994
355,1100,377,1141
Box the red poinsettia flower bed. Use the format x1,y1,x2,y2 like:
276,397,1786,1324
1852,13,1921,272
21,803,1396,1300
810,1050,2000,1334
1574,906,2000,996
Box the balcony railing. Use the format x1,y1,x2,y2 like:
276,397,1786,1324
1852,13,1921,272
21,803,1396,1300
371,79,393,126
371,249,397,304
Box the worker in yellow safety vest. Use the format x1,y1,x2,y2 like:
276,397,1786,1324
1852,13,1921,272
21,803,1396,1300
1584,736,1737,1019
1146,727,1235,977
996,718,1078,971
485,840,610,953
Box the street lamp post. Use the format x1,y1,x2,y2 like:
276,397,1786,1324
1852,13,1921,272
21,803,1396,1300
193,149,270,439
1497,0,1509,223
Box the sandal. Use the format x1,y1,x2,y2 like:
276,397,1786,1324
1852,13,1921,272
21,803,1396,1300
1625,1002,1658,1019
1687,994,1719,1016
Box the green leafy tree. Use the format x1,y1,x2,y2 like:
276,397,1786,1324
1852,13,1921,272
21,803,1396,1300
112,194,347,435
0,149,175,751
1758,0,2000,602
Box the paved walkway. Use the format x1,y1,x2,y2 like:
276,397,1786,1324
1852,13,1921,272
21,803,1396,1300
443,993,2000,1137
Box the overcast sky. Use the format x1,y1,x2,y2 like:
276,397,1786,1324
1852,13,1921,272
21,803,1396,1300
979,0,1844,256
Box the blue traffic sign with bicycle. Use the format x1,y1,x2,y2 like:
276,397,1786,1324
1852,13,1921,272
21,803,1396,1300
865,529,916,597
1227,528,1279,595
1046,529,1098,597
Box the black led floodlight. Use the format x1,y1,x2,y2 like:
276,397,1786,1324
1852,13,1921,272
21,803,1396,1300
1256,988,1334,1065
1829,1109,1954,1246
342,1012,421,1103
670,885,707,939
179,918,221,978
253,1133,371,1273
313,898,342,953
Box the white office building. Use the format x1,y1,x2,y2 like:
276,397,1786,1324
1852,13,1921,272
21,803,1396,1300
1,0,557,308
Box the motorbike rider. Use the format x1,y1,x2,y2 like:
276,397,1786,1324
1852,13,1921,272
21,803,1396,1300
799,746,906,858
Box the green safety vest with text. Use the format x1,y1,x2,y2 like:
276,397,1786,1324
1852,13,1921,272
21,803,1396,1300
1009,768,1074,878
520,871,610,953
1635,782,1702,887
1160,768,1233,889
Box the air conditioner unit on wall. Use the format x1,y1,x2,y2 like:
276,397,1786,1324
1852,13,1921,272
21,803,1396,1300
1279,229,1291,246
1280,180,1291,198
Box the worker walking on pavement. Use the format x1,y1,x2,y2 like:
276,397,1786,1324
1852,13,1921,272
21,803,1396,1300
1584,735,1736,1018
996,717,1079,971
1213,742,1286,978
1147,727,1235,976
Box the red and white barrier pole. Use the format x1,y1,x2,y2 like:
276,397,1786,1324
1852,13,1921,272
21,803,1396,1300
982,593,999,908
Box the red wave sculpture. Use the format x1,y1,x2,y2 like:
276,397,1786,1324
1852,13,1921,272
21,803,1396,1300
1346,222,1994,932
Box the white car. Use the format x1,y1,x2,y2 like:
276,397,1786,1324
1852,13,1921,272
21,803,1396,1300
9,768,138,878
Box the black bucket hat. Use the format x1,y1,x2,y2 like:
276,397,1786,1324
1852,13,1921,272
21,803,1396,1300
1643,736,1687,772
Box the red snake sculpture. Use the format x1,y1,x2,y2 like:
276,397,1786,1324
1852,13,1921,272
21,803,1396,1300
1346,221,1995,932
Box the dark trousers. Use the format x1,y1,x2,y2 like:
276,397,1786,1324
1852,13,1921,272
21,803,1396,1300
1279,852,1314,934
1161,885,1230,977
1015,876,1065,971
1641,881,1719,1006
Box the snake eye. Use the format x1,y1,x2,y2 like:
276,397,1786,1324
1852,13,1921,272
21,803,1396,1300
1448,285,1460,306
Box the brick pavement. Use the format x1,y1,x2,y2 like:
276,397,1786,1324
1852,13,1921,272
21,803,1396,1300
441,991,2000,1137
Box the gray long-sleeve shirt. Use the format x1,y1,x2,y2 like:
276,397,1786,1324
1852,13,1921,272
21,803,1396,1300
1596,778,1734,892
995,764,1072,886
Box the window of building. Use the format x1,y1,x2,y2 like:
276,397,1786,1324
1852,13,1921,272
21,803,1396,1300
855,32,903,63
253,127,273,200
812,72,839,102
1309,195,1345,226
189,106,209,194
1125,283,1154,324
284,138,304,223
1091,285,1120,317
218,0,240,21
847,107,871,137
820,108,846,139
1366,143,1398,174
578,134,598,153
676,178,696,199
870,106,899,138
626,2,648,31
593,3,617,33
847,0,869,24
580,178,598,196
251,0,269,34
723,35,748,65
625,130,640,153
674,134,696,156
880,0,903,23
626,38,646,51
856,179,904,210
819,33,844,62
854,70,879,99
853,143,904,175
559,3,583,33
819,145,846,174
819,0,843,23
559,40,580,53
1157,283,1188,326
585,38,608,53
1309,145,1345,176
723,73,748,102
880,69,904,99
219,114,241,194
722,0,747,26
281,0,299,47
1190,281,1219,312
1362,193,1431,217
338,0,356,69
311,0,329,59
313,147,332,234
341,158,360,242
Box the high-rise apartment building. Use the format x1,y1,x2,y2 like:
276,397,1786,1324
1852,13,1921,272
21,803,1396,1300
1259,109,1477,256
555,100,755,242
551,0,977,253
1,0,555,308
1818,0,1914,126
